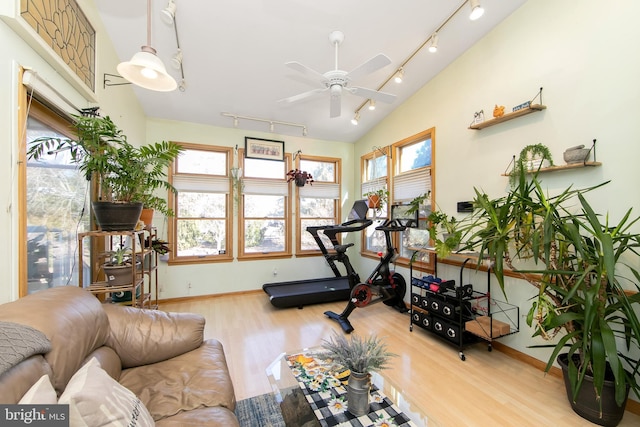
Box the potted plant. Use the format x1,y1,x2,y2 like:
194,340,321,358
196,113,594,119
509,143,554,186
363,188,389,212
461,169,640,426
321,332,397,416
427,210,461,258
27,114,183,230
286,169,314,187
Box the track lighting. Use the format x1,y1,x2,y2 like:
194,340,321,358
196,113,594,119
161,0,176,25
469,0,484,20
428,33,439,53
222,113,308,136
394,68,404,84
368,99,376,111
117,0,177,91
351,112,360,125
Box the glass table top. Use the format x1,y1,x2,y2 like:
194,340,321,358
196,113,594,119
266,347,439,427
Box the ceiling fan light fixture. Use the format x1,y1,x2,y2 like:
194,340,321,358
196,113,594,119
469,0,484,20
161,0,177,25
351,112,360,126
428,34,439,53
394,68,404,84
117,46,177,91
368,99,376,111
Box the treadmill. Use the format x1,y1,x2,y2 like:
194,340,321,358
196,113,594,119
263,200,372,308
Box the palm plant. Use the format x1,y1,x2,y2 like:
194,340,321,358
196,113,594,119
461,166,640,418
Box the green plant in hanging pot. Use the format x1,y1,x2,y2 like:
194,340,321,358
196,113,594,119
427,210,461,258
509,143,554,186
462,168,640,426
363,188,389,213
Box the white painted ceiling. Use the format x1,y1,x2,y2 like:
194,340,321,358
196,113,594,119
95,0,527,143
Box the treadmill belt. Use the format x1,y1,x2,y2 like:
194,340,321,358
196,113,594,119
263,276,350,308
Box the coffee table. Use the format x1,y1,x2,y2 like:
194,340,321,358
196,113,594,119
266,348,439,427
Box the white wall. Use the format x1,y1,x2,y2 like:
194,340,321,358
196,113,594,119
355,0,640,371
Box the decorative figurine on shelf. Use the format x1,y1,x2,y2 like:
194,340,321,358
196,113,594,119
473,110,485,125
493,105,505,117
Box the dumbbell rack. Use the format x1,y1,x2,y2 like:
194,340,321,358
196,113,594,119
409,249,519,361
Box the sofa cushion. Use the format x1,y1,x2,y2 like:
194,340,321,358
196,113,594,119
59,358,155,427
0,354,52,403
103,305,204,368
119,340,236,421
18,374,57,404
0,286,110,395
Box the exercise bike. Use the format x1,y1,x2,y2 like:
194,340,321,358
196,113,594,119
324,218,409,333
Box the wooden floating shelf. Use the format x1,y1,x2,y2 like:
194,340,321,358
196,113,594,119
469,104,547,130
501,161,602,176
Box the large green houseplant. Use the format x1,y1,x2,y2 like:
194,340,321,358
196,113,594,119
27,114,183,229
461,165,640,425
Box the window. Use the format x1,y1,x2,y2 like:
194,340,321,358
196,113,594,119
170,144,232,263
392,129,434,267
361,150,389,255
296,157,341,254
23,99,90,295
239,152,290,259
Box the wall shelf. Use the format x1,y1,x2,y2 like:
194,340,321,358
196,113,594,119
501,161,602,176
469,104,547,130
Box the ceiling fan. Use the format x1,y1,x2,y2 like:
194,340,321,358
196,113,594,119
278,30,397,118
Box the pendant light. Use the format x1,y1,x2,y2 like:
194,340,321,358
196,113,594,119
117,0,177,91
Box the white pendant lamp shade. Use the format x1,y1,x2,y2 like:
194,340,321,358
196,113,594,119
117,46,177,91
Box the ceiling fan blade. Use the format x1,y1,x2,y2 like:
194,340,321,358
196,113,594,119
329,90,341,118
285,61,328,84
278,87,327,104
349,86,397,104
345,53,392,81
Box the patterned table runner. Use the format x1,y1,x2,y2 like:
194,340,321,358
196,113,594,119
286,350,417,427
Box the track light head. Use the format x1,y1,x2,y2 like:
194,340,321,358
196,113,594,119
368,99,376,111
469,0,484,20
428,34,439,53
161,0,177,25
351,112,360,125
394,68,404,84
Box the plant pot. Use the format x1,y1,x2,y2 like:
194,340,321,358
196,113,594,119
367,195,380,209
294,175,307,187
558,353,629,427
347,371,371,416
92,201,143,231
103,262,141,287
139,208,154,228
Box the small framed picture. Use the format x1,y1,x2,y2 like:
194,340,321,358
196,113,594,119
245,137,285,161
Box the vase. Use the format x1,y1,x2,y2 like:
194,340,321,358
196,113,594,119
557,353,629,427
294,175,307,187
347,371,371,416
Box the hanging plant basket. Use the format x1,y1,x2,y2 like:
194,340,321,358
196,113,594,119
286,169,314,187
367,194,381,208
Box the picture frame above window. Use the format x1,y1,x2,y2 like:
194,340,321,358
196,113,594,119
245,137,284,161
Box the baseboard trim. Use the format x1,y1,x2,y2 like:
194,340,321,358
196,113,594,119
158,289,263,305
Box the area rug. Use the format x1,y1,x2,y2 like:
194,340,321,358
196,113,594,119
235,392,286,427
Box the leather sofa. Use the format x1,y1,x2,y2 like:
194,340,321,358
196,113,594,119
0,286,239,426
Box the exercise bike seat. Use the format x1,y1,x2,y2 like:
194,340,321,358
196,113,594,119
334,243,354,254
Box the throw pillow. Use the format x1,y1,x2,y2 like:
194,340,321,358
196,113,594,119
18,374,57,404
58,358,154,427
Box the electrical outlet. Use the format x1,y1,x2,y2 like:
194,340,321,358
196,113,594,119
273,268,278,276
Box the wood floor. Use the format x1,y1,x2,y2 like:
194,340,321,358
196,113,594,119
161,291,640,427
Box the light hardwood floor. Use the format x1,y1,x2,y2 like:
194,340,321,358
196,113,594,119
161,291,640,427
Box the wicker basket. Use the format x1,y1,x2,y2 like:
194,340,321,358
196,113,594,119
563,148,590,164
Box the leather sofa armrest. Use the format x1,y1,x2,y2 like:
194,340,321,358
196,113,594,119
103,305,204,368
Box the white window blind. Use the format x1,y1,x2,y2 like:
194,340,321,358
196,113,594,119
172,175,230,193
299,182,340,199
361,177,387,199
243,178,288,196
393,168,431,202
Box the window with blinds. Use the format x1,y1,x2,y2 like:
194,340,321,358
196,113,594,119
360,152,389,254
170,145,233,263
240,155,291,258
